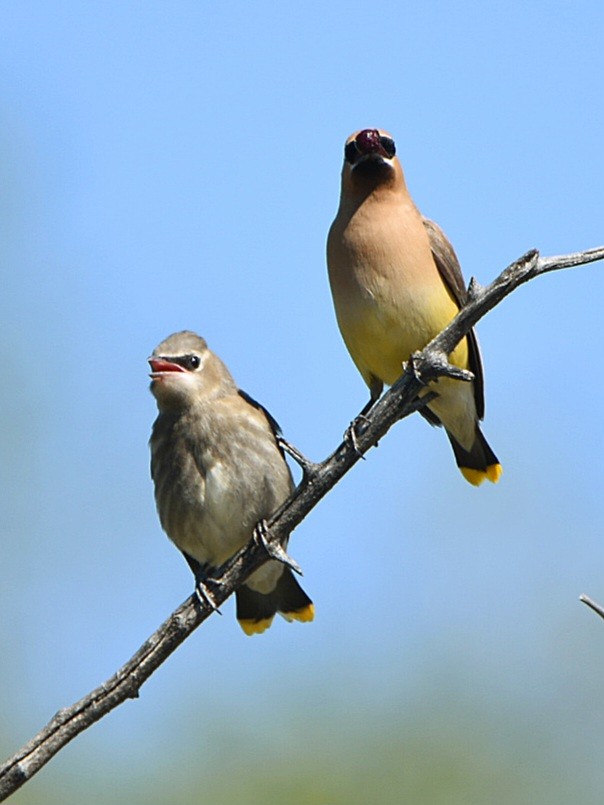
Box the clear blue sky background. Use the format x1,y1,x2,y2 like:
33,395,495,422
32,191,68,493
1,2,604,803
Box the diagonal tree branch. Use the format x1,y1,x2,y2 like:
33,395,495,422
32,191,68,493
1,244,603,802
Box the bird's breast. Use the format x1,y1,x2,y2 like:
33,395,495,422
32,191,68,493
327,203,464,385
151,409,293,569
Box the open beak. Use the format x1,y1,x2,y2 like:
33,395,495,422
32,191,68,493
148,357,186,378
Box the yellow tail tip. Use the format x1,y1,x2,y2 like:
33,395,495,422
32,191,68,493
460,463,503,486
282,603,315,623
238,616,274,636
486,463,503,483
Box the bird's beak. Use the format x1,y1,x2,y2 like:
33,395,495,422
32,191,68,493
148,357,186,378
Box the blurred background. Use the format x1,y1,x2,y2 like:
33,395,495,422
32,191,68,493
1,2,604,803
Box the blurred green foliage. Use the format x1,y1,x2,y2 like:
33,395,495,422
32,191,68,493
4,673,603,805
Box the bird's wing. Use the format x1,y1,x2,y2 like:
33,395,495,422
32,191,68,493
422,217,485,419
237,389,285,451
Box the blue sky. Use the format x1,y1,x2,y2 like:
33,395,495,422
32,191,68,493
1,2,604,802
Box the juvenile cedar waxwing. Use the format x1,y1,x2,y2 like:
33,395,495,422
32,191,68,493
327,129,502,485
149,331,314,635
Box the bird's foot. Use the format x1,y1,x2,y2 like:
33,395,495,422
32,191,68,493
193,575,222,614
344,413,373,458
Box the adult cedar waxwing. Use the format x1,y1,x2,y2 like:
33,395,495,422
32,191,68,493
327,128,501,485
149,330,314,635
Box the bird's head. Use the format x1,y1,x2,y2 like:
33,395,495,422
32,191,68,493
149,330,233,411
340,128,403,196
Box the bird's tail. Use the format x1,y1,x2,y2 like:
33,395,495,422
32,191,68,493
236,569,314,636
448,426,502,486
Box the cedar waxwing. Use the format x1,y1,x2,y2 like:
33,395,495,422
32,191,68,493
149,330,314,635
327,128,502,485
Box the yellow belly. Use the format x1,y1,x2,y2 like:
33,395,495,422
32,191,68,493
334,279,476,449
337,282,468,387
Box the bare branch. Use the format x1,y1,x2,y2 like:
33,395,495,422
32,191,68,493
1,243,602,801
580,594,604,620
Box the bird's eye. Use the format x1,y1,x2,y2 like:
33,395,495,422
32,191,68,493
186,354,201,370
344,141,359,164
379,136,396,158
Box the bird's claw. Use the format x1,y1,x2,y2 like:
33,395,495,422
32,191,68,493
344,414,372,458
194,578,222,614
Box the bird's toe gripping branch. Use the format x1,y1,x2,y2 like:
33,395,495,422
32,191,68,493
343,413,372,458
182,552,223,614
193,578,222,615
252,520,303,576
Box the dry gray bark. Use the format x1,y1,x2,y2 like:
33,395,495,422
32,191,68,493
1,245,603,801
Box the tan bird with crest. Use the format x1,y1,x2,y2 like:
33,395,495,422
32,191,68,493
327,128,501,485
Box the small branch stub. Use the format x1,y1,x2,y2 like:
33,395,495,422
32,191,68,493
410,349,475,385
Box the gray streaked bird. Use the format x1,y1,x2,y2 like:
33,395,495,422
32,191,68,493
327,128,501,485
149,330,314,635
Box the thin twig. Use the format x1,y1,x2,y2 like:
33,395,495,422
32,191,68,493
0,244,602,802
580,594,604,620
